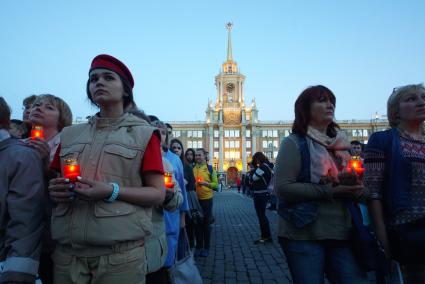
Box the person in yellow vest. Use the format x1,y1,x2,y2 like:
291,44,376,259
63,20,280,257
192,148,217,257
48,54,165,284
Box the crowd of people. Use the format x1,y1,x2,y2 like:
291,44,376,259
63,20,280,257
1,53,424,284
0,54,216,284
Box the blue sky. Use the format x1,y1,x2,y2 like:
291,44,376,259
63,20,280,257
1,0,424,122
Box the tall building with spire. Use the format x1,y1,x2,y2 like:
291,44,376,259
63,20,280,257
168,23,388,184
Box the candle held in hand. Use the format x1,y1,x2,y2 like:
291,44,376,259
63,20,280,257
347,156,364,176
164,172,175,189
64,159,81,182
31,125,44,140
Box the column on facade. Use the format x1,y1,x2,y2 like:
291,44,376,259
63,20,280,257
209,125,213,163
219,81,223,102
251,126,257,155
219,125,224,172
241,125,246,172
238,81,242,103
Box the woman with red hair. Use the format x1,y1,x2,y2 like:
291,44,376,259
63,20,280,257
275,85,368,283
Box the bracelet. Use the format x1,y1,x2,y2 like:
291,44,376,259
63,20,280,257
105,182,120,203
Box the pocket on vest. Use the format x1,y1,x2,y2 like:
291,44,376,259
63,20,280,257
60,144,85,162
100,144,138,177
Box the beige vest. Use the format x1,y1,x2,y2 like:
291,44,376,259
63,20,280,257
145,157,183,273
51,113,157,248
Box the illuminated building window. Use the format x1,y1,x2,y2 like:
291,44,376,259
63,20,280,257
246,130,251,137
214,141,219,148
246,141,251,148
214,130,219,138
225,141,229,148
172,130,181,138
214,151,219,159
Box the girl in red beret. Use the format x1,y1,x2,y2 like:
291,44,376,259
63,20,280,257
48,54,165,284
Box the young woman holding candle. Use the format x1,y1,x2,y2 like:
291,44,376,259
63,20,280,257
48,54,165,284
24,94,72,284
27,94,72,167
365,84,425,283
275,85,369,283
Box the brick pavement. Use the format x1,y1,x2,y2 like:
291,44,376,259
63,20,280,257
194,190,292,284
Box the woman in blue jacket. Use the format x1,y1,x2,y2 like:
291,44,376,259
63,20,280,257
366,84,425,283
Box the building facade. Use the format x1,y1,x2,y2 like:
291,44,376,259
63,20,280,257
169,23,389,181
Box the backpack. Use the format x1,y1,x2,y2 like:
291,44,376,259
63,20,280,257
261,163,275,195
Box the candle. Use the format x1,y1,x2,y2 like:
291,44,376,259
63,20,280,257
164,172,174,189
63,159,81,182
347,156,364,176
31,125,44,140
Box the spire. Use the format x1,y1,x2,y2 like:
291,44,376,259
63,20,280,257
226,22,233,62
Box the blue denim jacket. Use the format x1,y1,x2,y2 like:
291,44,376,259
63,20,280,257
278,134,319,228
365,128,411,219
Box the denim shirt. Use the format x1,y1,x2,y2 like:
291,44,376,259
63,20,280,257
278,134,319,228
365,128,411,219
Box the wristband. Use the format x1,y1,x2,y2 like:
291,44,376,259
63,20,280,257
105,182,120,203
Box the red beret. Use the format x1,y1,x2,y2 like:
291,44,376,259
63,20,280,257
89,54,134,88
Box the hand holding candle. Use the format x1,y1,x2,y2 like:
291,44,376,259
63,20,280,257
31,125,44,140
63,159,81,182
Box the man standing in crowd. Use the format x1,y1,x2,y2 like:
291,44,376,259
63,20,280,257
193,148,218,257
0,97,46,283
350,140,363,157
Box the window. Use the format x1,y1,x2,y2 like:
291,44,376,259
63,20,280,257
197,141,203,148
187,141,192,148
273,130,278,137
262,130,267,137
268,130,273,137
187,130,192,137
284,129,290,137
214,151,219,159
246,141,251,148
197,131,203,138
235,130,240,137
225,141,229,148
225,151,229,159
214,141,219,149
225,130,230,137
262,141,268,148
273,141,278,148
273,151,279,158
172,130,181,138
266,152,272,159
230,141,235,148
214,130,219,138
247,151,251,158
246,130,251,137
363,129,368,137
235,141,240,148
235,152,240,159
230,130,234,137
